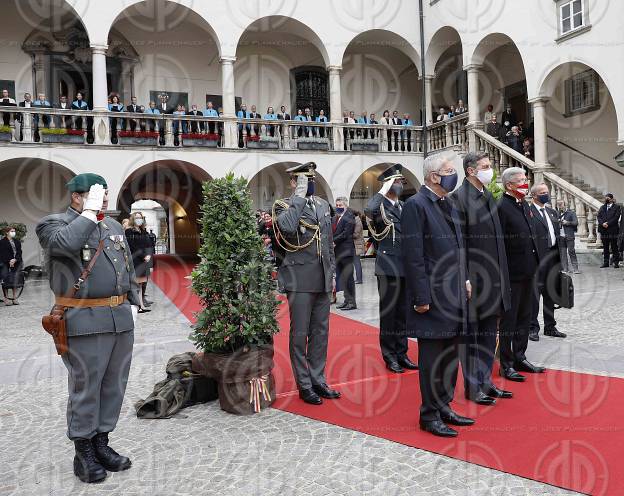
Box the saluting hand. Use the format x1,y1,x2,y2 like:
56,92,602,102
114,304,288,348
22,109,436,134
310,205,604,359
379,179,393,196
84,183,105,212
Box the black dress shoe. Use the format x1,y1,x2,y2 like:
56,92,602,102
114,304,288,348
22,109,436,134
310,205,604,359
528,333,539,342
92,433,131,472
500,368,526,382
485,385,513,399
514,360,546,373
336,302,348,309
340,304,357,311
419,420,458,437
386,362,404,374
465,391,496,405
73,439,107,483
398,356,419,370
544,328,567,338
299,388,323,405
600,264,609,268
441,410,476,426
312,383,341,399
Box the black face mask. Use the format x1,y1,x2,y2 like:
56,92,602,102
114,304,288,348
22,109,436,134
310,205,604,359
390,183,403,197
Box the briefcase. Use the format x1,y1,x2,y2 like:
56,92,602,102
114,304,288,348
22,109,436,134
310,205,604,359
552,271,574,309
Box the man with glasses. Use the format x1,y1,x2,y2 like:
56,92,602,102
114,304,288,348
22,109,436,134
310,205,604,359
402,152,474,437
451,152,512,406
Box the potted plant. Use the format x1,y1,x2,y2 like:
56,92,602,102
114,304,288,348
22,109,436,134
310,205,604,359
182,132,220,147
118,130,159,146
190,174,281,415
246,134,280,149
39,127,85,144
0,125,13,142
297,136,330,150
350,138,379,152
486,169,505,199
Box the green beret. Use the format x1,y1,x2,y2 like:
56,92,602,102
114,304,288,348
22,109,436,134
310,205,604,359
66,173,108,193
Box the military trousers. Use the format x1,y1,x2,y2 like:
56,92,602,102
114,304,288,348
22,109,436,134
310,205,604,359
61,330,134,440
287,291,330,390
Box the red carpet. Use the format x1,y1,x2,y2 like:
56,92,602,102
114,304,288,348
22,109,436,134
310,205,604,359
152,255,623,495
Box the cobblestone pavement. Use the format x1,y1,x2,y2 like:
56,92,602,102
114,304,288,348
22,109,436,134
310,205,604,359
3,257,619,495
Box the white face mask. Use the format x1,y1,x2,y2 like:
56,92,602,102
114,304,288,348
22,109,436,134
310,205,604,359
8,231,16,238
475,168,494,186
135,218,144,226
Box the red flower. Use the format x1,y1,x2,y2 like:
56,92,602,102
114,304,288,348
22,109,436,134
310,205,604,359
246,135,260,142
66,129,84,136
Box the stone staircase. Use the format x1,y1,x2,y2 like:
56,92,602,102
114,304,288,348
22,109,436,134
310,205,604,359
550,166,605,202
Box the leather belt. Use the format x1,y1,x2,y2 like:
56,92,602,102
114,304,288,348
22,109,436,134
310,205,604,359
55,295,127,308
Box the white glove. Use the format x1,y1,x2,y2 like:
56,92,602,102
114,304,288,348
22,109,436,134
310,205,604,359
83,184,105,212
131,305,138,326
294,174,308,198
144,255,151,262
379,179,393,196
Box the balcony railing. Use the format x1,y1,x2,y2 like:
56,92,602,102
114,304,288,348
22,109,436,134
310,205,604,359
0,105,436,154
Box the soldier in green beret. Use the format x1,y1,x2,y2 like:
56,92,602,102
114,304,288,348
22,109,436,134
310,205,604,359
36,173,141,483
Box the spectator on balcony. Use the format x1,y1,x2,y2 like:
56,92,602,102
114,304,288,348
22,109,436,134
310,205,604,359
108,94,124,142
264,106,278,137
522,138,534,161
448,105,457,119
380,109,392,150
158,93,173,114
125,95,142,131
277,105,291,120
456,100,467,114
55,95,71,129
436,107,448,122
204,101,218,134
506,126,523,154
217,106,224,144
18,93,33,140
483,104,495,125
1,89,16,126
502,103,516,133
237,103,250,147
303,107,314,137
71,92,89,132
187,104,203,134
172,104,187,141
294,108,306,138
357,111,369,139
33,93,52,128
369,112,378,138
316,109,328,138
390,110,402,152
402,113,413,152
486,114,505,141
144,101,160,133
249,104,261,136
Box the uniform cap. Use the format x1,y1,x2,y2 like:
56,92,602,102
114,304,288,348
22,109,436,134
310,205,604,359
377,163,404,182
286,162,317,177
66,173,108,193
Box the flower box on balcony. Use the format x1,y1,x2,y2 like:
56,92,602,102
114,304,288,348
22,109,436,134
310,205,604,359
350,139,379,152
39,128,84,144
297,137,329,151
0,126,12,142
118,130,159,146
182,133,219,147
246,135,280,149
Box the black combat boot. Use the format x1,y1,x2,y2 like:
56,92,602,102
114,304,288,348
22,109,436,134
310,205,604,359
92,433,132,472
73,439,107,483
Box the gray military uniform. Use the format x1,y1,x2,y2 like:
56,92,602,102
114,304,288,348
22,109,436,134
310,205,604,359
36,207,140,440
274,195,335,390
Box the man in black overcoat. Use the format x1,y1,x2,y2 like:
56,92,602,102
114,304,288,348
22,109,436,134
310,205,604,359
451,152,512,405
597,193,621,268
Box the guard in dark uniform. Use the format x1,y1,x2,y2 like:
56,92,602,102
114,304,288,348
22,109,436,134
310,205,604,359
36,174,141,484
364,164,418,373
272,162,341,405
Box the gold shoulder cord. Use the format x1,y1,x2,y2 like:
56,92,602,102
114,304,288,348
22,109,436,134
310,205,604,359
366,202,396,244
272,199,322,258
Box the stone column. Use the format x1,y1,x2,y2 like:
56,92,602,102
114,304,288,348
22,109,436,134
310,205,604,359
424,75,434,125
529,97,550,183
220,56,237,148
91,44,110,144
464,64,482,151
328,65,343,151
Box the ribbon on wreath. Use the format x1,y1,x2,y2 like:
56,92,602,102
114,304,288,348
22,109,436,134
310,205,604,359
249,375,272,413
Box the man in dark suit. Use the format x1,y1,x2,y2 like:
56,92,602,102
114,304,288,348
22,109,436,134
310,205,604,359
364,164,418,373
557,199,579,273
486,114,505,141
497,167,545,382
529,183,566,340
55,95,72,129
273,162,340,406
332,196,357,311
186,104,203,133
277,105,291,120
501,103,517,133
402,152,475,438
451,152,512,405
390,110,402,151
157,94,173,114
597,193,621,268
1,88,17,126
126,96,143,131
